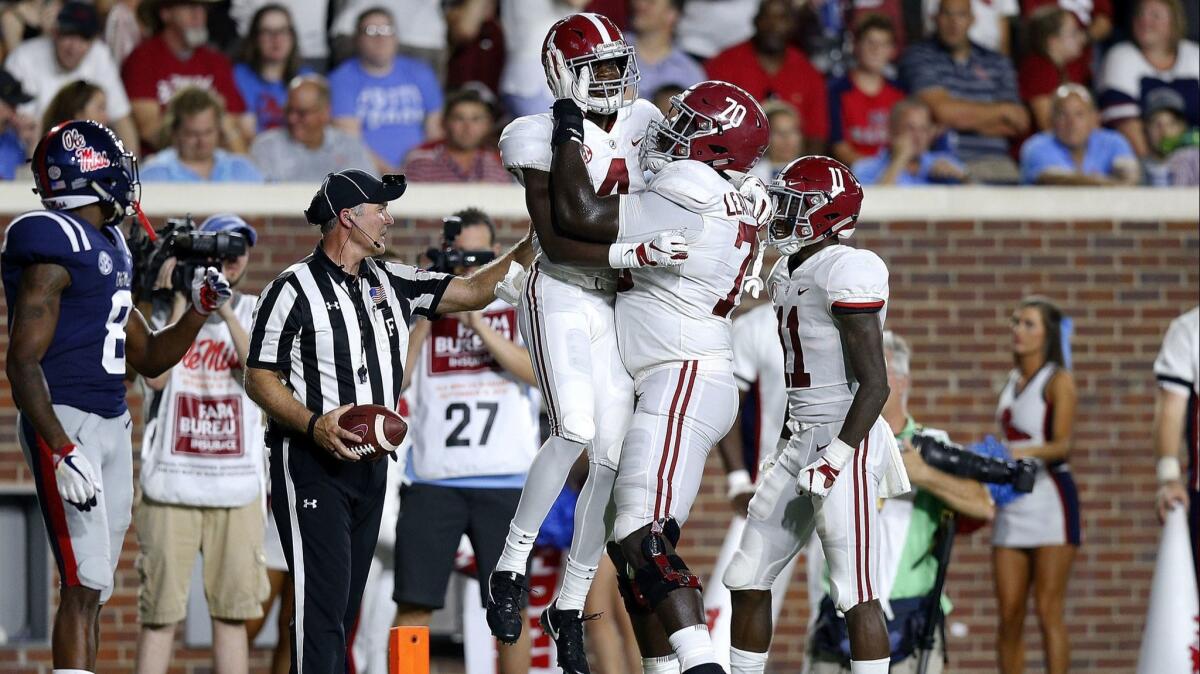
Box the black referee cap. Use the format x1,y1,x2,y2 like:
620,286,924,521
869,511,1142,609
304,170,407,225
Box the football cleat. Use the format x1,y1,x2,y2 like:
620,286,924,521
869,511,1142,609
485,570,529,644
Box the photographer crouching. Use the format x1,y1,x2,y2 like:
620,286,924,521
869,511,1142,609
133,214,268,674
807,331,995,674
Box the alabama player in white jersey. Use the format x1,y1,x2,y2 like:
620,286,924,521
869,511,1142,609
1152,305,1199,588
486,13,689,672
545,71,771,674
723,156,909,674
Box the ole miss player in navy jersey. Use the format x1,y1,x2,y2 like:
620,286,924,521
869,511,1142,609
2,120,231,673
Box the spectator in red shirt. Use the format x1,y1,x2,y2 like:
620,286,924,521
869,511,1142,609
828,14,906,167
401,87,511,184
1020,0,1113,86
1019,6,1088,131
705,0,828,152
122,0,250,153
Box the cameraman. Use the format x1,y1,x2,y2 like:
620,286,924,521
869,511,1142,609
134,214,267,674
392,208,538,673
807,331,993,674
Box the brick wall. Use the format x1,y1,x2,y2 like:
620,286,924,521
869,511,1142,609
0,212,1196,673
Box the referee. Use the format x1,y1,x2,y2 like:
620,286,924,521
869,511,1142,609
244,169,532,673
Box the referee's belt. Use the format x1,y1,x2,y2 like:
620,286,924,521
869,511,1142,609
537,264,618,293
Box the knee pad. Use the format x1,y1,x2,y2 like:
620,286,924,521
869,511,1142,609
558,412,596,444
605,541,652,616
75,556,114,602
721,522,777,592
630,522,702,610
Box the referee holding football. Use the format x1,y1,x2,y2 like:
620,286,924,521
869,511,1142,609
244,169,532,673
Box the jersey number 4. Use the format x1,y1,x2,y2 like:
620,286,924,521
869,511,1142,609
777,306,811,388
598,158,631,195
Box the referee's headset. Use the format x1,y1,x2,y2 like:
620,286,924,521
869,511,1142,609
322,173,385,254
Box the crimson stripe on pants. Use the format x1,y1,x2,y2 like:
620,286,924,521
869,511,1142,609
852,437,864,604
25,421,81,586
861,435,874,601
523,263,561,435
663,362,699,517
654,365,691,521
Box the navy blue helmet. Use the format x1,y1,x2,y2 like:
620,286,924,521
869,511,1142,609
31,120,139,224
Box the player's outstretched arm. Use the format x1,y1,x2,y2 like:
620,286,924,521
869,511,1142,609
6,264,74,448
126,267,233,377
833,311,891,449
437,233,535,314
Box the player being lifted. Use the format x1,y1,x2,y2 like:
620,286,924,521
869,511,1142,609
722,156,910,674
545,68,771,673
485,13,688,671
2,120,231,674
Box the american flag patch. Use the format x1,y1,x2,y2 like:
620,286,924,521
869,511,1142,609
369,285,386,307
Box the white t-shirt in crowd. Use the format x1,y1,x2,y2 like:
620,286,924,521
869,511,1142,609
676,0,758,59
4,37,131,121
500,0,575,98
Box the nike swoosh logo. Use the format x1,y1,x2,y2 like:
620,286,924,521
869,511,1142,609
815,442,830,452
64,455,85,475
798,288,809,296
632,136,643,146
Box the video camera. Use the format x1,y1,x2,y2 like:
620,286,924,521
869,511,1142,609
131,216,247,303
912,432,1037,493
425,215,496,275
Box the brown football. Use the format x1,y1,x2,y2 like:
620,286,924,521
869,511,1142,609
336,404,408,462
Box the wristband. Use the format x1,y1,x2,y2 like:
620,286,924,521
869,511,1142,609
551,99,585,148
52,443,76,460
824,438,856,472
306,413,319,442
608,242,636,269
1157,456,1182,484
726,469,753,500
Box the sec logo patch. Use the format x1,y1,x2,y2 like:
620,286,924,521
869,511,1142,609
98,251,113,276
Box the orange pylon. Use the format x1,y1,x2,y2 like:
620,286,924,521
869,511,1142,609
388,626,430,674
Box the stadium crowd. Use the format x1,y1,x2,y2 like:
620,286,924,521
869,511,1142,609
0,0,1197,188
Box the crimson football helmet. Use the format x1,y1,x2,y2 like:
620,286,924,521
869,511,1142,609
542,13,639,114
766,156,864,254
640,80,768,174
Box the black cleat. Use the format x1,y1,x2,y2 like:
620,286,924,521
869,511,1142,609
540,605,598,674
486,570,528,644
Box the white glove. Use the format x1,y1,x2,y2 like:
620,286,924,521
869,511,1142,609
608,231,689,269
545,48,590,111
732,173,775,230
54,444,100,511
725,469,755,501
795,438,856,499
191,266,232,316
494,262,528,307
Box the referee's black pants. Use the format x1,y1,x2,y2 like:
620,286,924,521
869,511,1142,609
270,434,387,674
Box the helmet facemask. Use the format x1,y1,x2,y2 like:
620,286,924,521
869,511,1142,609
563,43,639,115
640,97,721,173
766,184,838,254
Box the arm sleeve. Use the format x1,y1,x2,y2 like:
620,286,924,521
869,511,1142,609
826,249,889,313
498,115,553,174
247,274,305,370
329,65,357,118
617,190,705,242
380,262,453,321
417,64,443,114
900,44,942,93
1019,135,1062,184
1154,315,1197,394
995,56,1022,104
1098,43,1144,124
2,213,88,267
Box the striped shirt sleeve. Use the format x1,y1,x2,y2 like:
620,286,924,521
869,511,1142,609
379,261,453,321
247,273,305,370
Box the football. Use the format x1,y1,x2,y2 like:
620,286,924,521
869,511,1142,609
336,404,408,462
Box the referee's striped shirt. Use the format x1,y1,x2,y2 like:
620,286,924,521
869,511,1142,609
247,244,451,422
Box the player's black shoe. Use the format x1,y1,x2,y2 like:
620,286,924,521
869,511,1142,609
540,605,598,674
486,570,528,644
